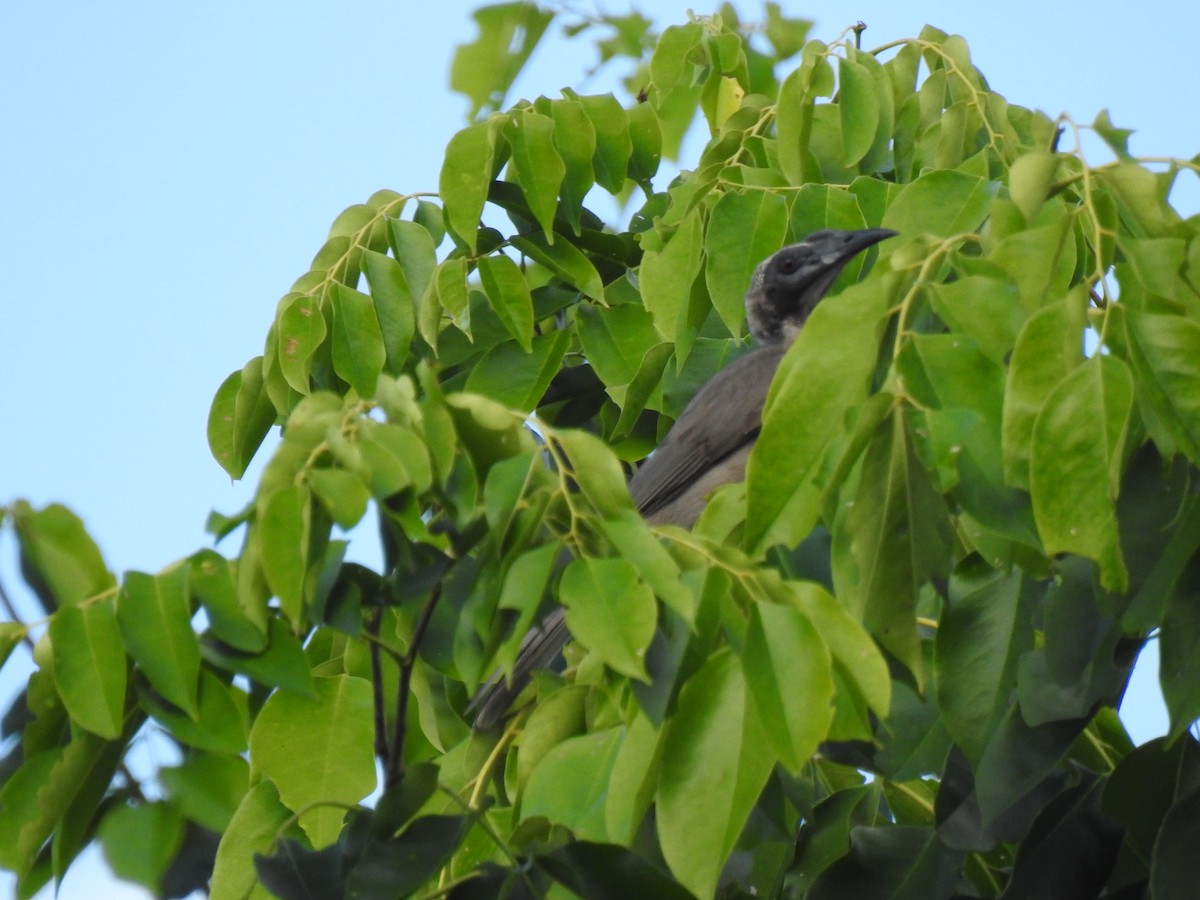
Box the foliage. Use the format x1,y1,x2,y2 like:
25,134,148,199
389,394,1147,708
4,3,1200,898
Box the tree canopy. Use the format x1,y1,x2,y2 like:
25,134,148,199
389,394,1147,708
4,3,1200,898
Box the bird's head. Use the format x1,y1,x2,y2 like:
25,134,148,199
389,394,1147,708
744,227,897,344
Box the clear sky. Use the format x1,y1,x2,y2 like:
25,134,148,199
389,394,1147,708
2,1,1197,897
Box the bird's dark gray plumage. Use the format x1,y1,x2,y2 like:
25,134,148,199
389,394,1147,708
469,227,897,729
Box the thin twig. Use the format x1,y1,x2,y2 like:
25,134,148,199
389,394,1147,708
0,572,35,651
386,583,443,789
368,608,390,761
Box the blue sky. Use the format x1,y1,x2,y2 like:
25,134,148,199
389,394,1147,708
2,1,1198,896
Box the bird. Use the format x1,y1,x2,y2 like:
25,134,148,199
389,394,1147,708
469,227,897,729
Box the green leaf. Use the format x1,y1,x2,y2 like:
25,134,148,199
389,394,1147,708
11,501,114,611
1008,150,1060,224
160,753,250,832
355,421,433,498
433,255,469,339
764,4,812,59
704,190,789,336
637,209,703,344
540,840,696,900
477,253,534,350
439,122,495,252
626,101,662,183
276,293,326,394
839,410,949,680
561,558,656,681
990,214,1077,312
0,622,23,669
522,728,622,841
202,617,315,697
362,250,416,375
210,779,296,900
510,230,605,299
330,283,386,397
609,341,673,442
574,92,632,194
307,467,370,531
1002,295,1086,488
50,600,127,739
208,357,278,479
881,169,997,238
936,563,1035,763
838,56,880,167
1093,109,1134,161
746,278,888,553
450,2,552,119
139,669,249,754
791,182,869,239
0,749,62,876
550,98,596,233
553,427,634,519
249,674,376,848
927,276,1025,364
189,549,267,652
1030,355,1133,592
98,802,185,893
504,109,565,242
465,327,570,411
117,567,200,719
776,45,832,184
598,513,696,625
741,601,834,772
1124,309,1200,464
604,711,663,844
657,649,774,898
257,483,311,625
576,302,661,388
1160,568,1200,742
788,581,890,721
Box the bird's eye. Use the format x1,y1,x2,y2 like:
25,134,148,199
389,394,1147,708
778,257,799,274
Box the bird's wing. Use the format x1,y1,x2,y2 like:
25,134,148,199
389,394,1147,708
628,343,785,516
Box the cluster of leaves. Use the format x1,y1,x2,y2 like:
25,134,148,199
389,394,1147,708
4,2,1200,898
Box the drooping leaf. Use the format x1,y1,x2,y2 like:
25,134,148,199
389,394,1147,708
741,600,834,772
704,190,789,336
504,109,566,242
50,600,127,739
248,675,376,848
117,567,201,720
439,122,496,252
657,650,774,898
560,558,656,681
1030,355,1133,592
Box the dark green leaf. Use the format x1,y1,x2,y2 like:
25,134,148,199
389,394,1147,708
540,840,697,900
